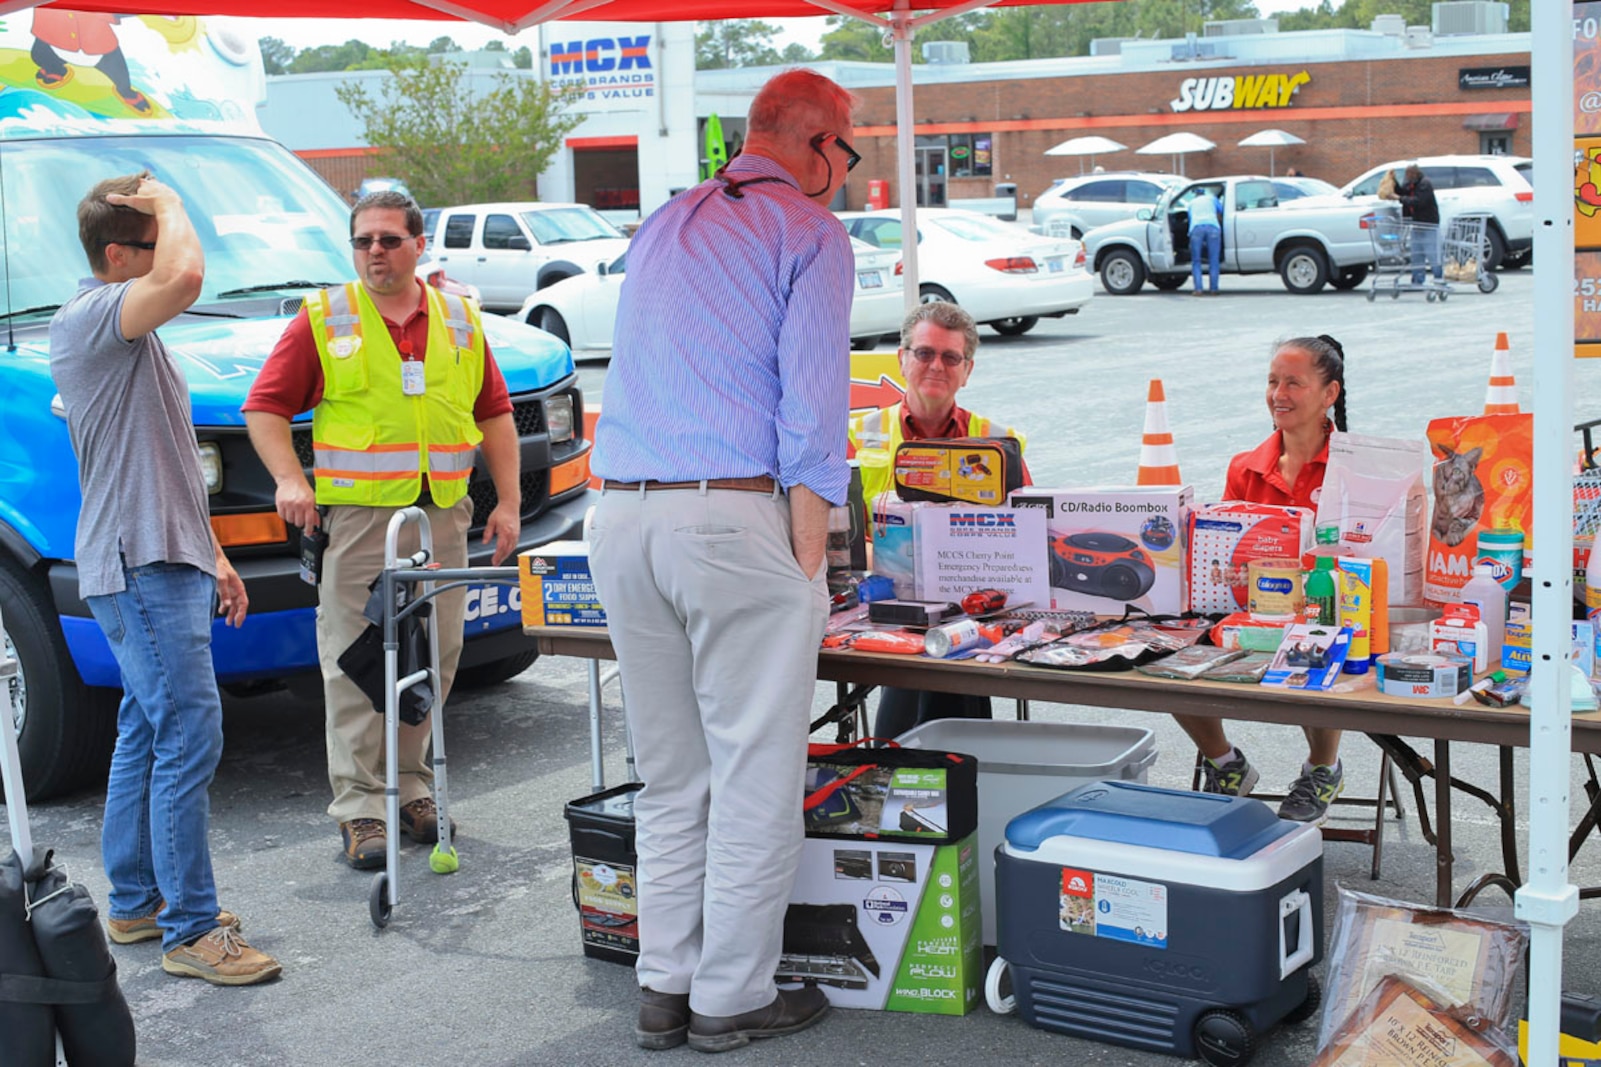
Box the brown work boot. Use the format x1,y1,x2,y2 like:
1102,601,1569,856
687,987,829,1053
339,818,387,869
398,797,456,844
107,901,241,945
161,926,282,986
636,987,691,1050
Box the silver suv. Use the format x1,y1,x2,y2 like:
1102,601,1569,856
1030,171,1184,239
1338,155,1533,270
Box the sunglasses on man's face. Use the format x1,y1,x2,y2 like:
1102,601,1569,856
831,134,862,172
350,234,414,251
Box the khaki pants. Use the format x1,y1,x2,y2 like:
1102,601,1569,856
588,485,830,1017
317,498,472,824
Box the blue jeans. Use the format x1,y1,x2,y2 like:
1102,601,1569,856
1409,223,1442,284
1190,225,1220,292
87,562,223,951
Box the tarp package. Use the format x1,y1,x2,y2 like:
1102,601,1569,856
893,437,1024,505
870,493,931,600
1315,431,1429,606
1189,502,1315,614
1424,414,1533,605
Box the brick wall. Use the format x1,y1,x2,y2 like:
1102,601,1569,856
846,51,1530,211
297,152,383,204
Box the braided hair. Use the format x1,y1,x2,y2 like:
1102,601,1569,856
1273,334,1347,432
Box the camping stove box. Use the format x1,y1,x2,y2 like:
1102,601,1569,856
780,834,982,1015
1008,486,1191,616
995,781,1323,1061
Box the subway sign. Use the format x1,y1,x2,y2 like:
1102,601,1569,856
1170,71,1310,112
548,33,655,107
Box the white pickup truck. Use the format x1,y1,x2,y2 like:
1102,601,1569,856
1083,175,1388,295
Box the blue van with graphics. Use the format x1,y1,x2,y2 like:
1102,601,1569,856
0,12,591,797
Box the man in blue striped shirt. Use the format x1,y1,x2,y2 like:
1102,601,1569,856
588,69,858,1054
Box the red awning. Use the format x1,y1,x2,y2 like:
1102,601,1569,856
1463,113,1519,131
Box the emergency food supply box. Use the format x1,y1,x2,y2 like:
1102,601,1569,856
518,542,604,628
995,781,1323,1065
895,719,1157,945
563,783,642,965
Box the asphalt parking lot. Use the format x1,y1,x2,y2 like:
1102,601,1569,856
10,267,1601,1067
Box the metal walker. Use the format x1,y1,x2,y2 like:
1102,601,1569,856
367,507,520,929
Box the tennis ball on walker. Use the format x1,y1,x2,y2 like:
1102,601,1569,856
430,845,460,874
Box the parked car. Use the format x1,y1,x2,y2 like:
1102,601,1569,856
352,175,411,201
1272,176,1340,201
1336,155,1533,270
517,237,906,354
1083,174,1384,295
428,202,632,312
839,209,1092,336
1029,171,1184,238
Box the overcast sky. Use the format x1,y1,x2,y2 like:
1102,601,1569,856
242,1,1310,56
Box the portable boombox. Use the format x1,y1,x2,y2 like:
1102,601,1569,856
1047,532,1157,602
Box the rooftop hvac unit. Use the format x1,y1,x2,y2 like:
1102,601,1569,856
921,40,970,64
1370,14,1406,36
1090,37,1135,56
1404,24,1434,48
1431,1,1509,36
1202,18,1278,37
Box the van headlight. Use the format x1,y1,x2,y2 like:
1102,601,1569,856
198,441,223,494
546,395,574,443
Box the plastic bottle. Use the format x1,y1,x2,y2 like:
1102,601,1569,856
1305,557,1338,626
1461,562,1507,670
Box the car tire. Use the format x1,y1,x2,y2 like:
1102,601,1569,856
0,558,118,801
1501,250,1530,271
537,270,577,291
1099,249,1146,296
453,649,539,690
1480,224,1507,272
537,308,570,346
1279,243,1329,294
1331,266,1369,290
920,284,956,305
1150,274,1187,291
990,317,1038,336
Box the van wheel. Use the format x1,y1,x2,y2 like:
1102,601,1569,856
0,559,118,801
1099,249,1146,295
1279,244,1329,294
453,649,539,690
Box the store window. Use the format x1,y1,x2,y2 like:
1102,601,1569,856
1479,132,1512,156
943,133,994,178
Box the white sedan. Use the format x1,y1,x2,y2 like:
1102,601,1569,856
517,237,906,354
836,209,1092,336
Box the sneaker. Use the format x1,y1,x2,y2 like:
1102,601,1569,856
1279,764,1345,824
107,902,241,945
398,797,456,844
636,987,691,1050
1200,749,1260,798
161,926,282,986
339,818,387,869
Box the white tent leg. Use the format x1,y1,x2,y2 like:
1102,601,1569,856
893,5,919,314
1519,4,1580,1066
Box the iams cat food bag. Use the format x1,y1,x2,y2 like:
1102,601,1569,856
1424,413,1533,605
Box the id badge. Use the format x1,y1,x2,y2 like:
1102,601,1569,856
401,360,426,396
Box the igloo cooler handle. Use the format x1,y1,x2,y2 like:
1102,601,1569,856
1278,888,1314,980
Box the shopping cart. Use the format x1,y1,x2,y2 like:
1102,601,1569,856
1440,214,1500,295
1365,214,1451,302
365,507,521,929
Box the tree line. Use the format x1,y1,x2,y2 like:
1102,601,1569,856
696,0,1530,69
260,35,534,75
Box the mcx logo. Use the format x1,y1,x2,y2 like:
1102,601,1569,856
549,36,652,75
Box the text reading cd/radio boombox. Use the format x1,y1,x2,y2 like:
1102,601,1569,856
1047,532,1157,602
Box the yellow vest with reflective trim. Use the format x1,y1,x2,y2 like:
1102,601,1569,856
847,402,1026,506
307,282,485,508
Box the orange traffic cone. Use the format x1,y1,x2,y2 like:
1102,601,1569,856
1136,378,1182,486
1483,332,1519,415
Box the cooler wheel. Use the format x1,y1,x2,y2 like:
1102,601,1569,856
370,871,393,929
1193,1008,1257,1067
1283,974,1322,1025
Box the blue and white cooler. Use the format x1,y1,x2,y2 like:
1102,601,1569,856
989,781,1323,1067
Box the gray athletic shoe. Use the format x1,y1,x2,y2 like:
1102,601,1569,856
1201,749,1260,797
1278,763,1345,824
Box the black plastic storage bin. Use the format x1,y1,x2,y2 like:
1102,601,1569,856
564,782,643,965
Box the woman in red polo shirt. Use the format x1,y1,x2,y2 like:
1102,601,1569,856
1179,334,1349,823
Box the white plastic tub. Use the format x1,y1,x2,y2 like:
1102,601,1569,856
896,719,1158,945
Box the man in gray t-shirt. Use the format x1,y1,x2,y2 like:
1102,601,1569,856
49,173,280,985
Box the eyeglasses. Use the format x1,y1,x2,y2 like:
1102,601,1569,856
350,234,414,251
103,240,156,250
906,346,968,368
832,134,862,172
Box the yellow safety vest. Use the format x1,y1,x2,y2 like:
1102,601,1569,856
307,282,485,508
847,402,1026,505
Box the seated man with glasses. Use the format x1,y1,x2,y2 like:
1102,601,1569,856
848,301,1030,738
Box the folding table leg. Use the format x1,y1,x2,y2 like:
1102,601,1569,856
587,659,605,793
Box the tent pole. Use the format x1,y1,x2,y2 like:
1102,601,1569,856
893,2,919,314
1520,4,1579,1066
